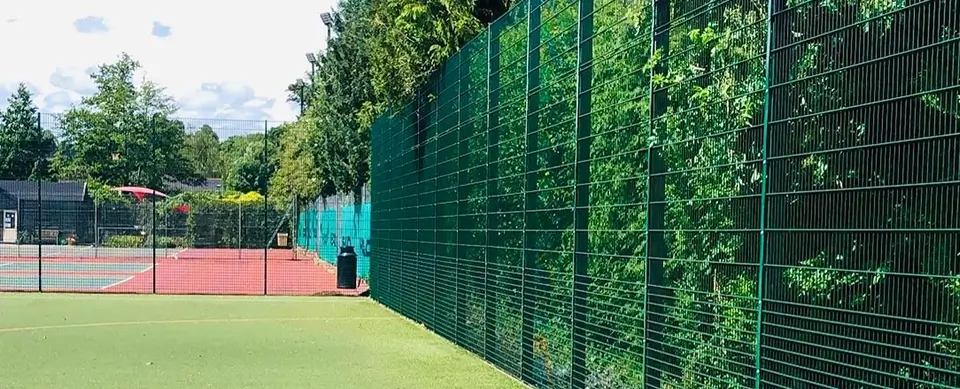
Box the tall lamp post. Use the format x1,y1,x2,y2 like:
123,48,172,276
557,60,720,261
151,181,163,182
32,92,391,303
301,53,318,116
299,12,332,117
305,53,318,80
298,81,305,117
320,12,333,42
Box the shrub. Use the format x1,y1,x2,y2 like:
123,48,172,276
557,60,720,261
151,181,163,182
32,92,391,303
157,191,290,249
104,235,144,248
155,236,190,248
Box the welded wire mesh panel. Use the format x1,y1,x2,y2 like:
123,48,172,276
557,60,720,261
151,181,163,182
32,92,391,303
435,58,462,342
373,108,403,309
760,1,960,388
487,2,530,378
368,1,960,388
408,76,438,328
370,115,383,300
521,0,579,386
578,0,652,387
646,0,768,387
456,31,490,356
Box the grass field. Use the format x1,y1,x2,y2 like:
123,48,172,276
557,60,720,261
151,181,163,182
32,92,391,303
0,294,526,389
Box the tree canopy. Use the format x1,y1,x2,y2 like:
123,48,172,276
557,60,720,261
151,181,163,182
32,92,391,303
0,84,56,180
281,0,514,201
183,125,222,178
53,53,199,189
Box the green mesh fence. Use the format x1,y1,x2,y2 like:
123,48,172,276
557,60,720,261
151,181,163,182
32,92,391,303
370,0,960,388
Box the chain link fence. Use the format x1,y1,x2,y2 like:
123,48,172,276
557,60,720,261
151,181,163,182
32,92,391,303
0,113,365,296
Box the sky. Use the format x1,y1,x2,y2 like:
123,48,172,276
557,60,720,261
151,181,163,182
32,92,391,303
0,0,337,126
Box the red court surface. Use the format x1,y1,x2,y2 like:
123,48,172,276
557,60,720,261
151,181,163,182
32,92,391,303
0,248,368,296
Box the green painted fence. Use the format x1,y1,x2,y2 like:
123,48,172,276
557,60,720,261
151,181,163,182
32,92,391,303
369,0,960,388
297,195,371,278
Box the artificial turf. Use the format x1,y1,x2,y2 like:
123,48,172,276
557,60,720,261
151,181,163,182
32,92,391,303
0,293,526,389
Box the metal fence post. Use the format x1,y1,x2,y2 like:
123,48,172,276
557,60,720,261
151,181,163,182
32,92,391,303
644,0,671,386
35,112,43,293
263,120,269,295
571,0,594,387
293,194,299,262
484,25,500,363
151,114,158,294
454,51,464,347
522,0,542,381
754,0,782,386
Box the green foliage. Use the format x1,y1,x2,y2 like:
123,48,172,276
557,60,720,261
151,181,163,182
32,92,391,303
311,0,376,197
220,132,278,194
183,125,221,178
280,0,516,202
372,0,960,388
154,236,189,248
0,84,56,180
269,121,322,206
176,191,284,249
369,0,482,107
53,53,199,189
103,235,144,248
87,180,130,205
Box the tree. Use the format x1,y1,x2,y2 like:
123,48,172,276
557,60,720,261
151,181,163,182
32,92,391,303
0,84,56,180
184,124,221,178
269,121,322,206
472,0,513,24
305,0,378,199
368,0,482,108
53,53,199,189
275,0,517,205
220,131,280,194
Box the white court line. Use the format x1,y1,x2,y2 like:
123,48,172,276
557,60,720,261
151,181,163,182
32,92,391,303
171,248,188,260
39,246,63,257
139,265,155,273
100,276,135,290
57,245,95,259
0,316,395,333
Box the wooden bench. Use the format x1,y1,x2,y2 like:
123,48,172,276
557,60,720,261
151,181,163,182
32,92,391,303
40,229,59,244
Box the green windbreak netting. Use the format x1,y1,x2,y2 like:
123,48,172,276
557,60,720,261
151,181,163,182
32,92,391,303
370,0,960,388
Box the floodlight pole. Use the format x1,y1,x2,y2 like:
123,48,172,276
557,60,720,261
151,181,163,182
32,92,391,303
320,12,333,42
304,53,319,116
299,83,305,117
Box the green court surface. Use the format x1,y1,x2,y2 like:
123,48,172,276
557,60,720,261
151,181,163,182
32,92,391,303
0,294,526,389
0,262,152,272
0,275,130,290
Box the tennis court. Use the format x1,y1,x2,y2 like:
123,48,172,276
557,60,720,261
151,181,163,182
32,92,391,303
0,245,365,295
0,293,524,389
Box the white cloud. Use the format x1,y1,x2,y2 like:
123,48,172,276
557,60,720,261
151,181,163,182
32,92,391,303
0,0,337,122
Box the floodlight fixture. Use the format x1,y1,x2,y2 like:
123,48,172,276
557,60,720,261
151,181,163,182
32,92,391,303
320,12,333,27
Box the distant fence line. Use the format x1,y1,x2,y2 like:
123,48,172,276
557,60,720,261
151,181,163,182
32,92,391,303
0,112,370,295
297,188,371,279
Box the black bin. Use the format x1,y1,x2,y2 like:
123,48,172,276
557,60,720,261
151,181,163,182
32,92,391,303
336,246,358,289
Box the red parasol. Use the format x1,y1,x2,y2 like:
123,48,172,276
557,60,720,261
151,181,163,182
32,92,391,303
112,186,170,201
